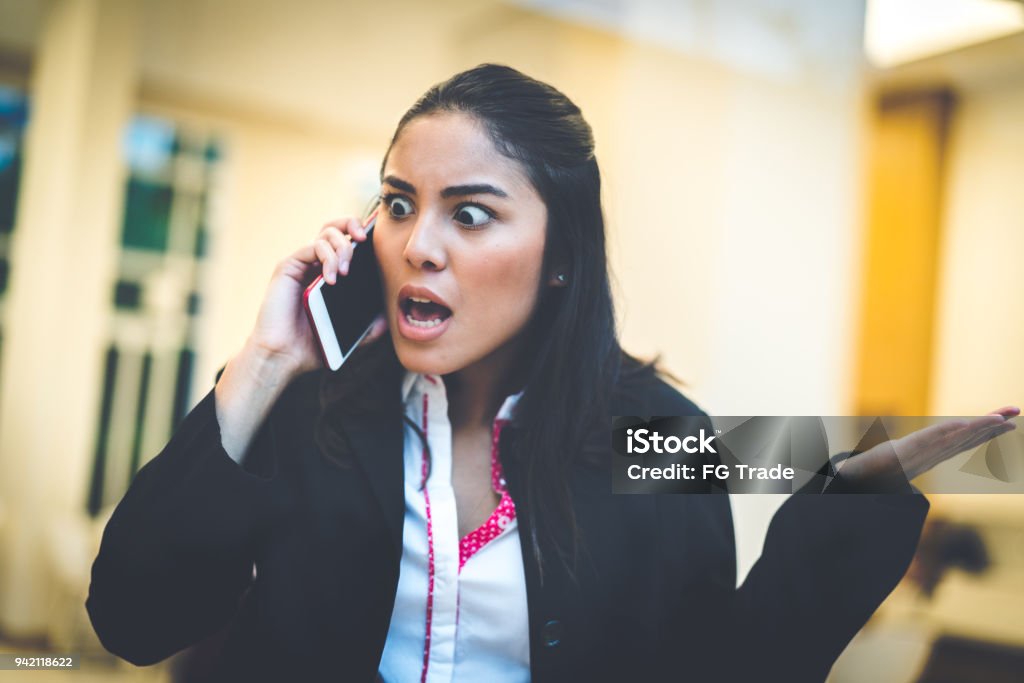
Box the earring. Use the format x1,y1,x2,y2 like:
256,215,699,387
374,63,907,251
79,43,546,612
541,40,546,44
556,273,567,283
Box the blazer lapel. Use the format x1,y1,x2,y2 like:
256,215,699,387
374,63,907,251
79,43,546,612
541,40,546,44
499,424,578,679
338,409,406,555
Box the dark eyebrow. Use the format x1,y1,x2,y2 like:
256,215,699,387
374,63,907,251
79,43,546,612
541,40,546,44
440,183,509,199
382,175,509,200
382,175,416,194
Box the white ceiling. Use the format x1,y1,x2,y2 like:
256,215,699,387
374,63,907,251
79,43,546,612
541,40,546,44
1,0,1023,134
510,0,866,81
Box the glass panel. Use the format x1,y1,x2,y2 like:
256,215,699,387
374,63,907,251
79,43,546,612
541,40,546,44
0,85,28,236
120,116,176,251
120,178,173,251
88,114,225,515
0,85,29,392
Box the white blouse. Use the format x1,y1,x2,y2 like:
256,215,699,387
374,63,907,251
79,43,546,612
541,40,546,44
377,371,531,683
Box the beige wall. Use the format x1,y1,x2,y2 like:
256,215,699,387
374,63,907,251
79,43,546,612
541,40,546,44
930,73,1024,416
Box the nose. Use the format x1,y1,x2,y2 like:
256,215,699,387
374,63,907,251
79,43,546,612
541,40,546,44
402,213,447,271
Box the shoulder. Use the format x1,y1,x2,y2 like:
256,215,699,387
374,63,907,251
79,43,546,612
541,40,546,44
610,367,708,418
643,377,707,417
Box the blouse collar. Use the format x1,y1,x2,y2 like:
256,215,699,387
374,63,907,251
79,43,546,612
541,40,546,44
400,370,525,423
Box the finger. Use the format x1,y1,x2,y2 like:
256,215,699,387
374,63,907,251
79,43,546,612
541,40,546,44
960,419,1016,446
314,238,337,285
928,416,1002,446
987,406,1021,419
321,217,353,234
894,417,1018,473
977,420,1016,438
933,417,1007,454
287,242,318,265
322,216,366,241
899,417,995,457
316,227,356,277
957,422,1016,453
318,225,353,251
963,415,1008,432
349,215,368,241
337,239,355,277
277,242,323,283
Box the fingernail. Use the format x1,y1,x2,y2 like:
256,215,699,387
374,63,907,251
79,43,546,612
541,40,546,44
340,259,349,275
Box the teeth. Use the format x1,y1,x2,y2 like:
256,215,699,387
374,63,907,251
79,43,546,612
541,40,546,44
408,296,435,304
405,313,445,328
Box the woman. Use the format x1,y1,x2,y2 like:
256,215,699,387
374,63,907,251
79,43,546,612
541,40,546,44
86,64,1017,682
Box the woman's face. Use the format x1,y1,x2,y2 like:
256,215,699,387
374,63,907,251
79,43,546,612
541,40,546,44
374,111,550,378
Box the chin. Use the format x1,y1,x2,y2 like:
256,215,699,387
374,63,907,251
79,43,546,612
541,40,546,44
392,342,461,377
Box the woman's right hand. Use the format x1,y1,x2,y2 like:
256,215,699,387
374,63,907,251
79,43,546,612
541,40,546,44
247,216,389,379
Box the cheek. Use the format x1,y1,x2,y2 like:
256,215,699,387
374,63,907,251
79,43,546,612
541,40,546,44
374,233,404,296
461,242,544,327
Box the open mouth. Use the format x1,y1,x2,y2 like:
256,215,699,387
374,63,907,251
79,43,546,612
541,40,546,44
400,296,453,329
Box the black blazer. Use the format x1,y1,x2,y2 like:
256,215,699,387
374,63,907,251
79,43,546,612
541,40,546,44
86,367,929,682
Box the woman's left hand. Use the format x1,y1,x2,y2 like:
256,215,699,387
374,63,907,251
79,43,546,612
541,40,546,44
837,406,1020,486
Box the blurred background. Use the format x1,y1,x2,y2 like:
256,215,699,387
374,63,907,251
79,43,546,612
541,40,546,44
0,0,1021,680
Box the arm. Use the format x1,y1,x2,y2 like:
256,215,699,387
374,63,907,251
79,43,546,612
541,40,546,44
85,343,299,666
643,382,929,681
216,337,300,466
730,411,1018,679
721,485,928,681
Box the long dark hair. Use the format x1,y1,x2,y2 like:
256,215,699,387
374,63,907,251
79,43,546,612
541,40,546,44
314,64,679,585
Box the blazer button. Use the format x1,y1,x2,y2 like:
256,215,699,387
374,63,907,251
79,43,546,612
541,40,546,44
541,619,564,647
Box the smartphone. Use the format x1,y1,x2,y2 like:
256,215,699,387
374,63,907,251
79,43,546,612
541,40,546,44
303,211,384,371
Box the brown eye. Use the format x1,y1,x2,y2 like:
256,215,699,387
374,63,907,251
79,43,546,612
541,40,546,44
386,195,414,218
454,204,492,229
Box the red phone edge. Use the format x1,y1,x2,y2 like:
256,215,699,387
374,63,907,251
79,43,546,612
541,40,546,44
301,209,379,370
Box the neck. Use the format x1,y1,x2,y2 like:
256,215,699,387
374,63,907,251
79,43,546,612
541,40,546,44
443,343,525,431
